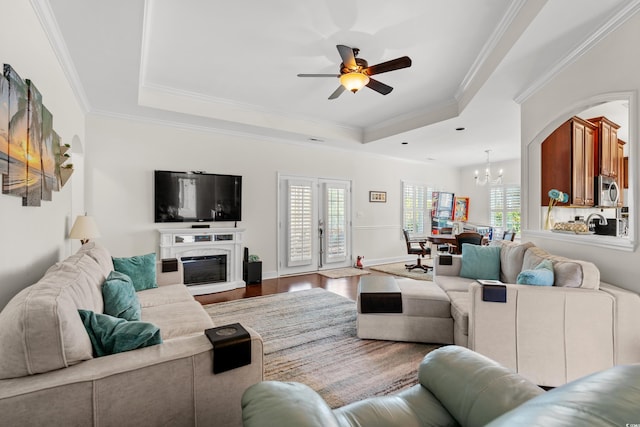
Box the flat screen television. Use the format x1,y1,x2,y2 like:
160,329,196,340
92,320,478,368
154,170,242,223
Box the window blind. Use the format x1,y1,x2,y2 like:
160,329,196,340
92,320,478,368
490,185,521,235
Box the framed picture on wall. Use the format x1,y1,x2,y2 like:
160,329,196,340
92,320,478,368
453,196,469,222
369,191,386,203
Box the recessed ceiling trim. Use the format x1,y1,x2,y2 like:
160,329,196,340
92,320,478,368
514,0,640,104
138,82,363,143
362,99,459,143
29,0,91,113
89,108,335,147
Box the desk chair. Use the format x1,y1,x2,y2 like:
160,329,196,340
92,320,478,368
502,230,516,241
403,229,431,272
449,232,483,255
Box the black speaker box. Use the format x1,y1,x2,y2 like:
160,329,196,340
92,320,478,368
161,258,178,273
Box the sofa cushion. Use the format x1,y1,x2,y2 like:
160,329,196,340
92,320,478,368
492,241,535,283
0,253,107,379
136,284,194,308
78,310,162,357
102,271,142,321
517,259,554,286
460,244,501,281
142,301,213,339
522,247,599,289
113,253,158,291
435,275,477,293
448,292,470,335
79,242,115,277
396,278,451,318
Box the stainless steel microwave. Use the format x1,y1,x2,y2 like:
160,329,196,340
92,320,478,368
595,175,619,207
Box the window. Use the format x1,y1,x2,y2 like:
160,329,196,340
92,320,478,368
490,185,521,236
402,181,433,234
287,180,313,266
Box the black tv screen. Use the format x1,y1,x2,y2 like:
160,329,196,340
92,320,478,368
154,170,242,223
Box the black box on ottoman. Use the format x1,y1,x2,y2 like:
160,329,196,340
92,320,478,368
358,276,403,314
205,323,251,374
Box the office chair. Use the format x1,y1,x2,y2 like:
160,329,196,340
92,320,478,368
502,230,516,241
403,229,431,272
449,232,483,255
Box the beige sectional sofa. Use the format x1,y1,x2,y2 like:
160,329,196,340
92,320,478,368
433,240,640,387
0,242,263,426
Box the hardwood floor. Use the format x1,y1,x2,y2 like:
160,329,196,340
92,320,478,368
194,273,368,305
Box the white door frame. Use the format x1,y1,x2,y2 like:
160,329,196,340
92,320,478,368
277,173,352,276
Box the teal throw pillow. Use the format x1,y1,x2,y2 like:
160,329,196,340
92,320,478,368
517,259,555,286
112,253,157,291
102,271,141,321
78,310,162,357
459,244,501,281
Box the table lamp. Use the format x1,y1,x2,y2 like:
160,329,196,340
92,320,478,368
69,215,101,244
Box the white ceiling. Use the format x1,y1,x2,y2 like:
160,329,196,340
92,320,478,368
42,0,635,166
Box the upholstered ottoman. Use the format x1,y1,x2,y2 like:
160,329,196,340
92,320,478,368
356,276,454,344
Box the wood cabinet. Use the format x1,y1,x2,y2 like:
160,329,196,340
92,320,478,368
541,116,596,206
588,116,620,178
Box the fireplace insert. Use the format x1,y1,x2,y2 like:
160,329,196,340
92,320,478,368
182,255,227,285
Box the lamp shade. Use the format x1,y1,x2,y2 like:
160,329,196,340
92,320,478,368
339,72,370,93
69,215,101,243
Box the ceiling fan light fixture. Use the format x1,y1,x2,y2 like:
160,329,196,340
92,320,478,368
339,72,369,93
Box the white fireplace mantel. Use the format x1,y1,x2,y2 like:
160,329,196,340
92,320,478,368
158,227,245,295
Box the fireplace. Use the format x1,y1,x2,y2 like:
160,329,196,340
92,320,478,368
158,227,245,295
182,255,227,285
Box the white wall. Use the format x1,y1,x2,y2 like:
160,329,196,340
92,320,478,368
458,158,521,225
0,1,86,308
521,12,640,292
85,115,460,277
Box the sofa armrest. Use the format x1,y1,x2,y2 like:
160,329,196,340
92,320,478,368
242,381,340,427
433,254,462,277
156,260,183,286
468,282,615,387
0,329,264,426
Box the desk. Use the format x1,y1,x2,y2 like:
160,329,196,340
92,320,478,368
425,234,488,254
425,235,456,245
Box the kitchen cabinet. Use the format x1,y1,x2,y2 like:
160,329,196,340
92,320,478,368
541,116,596,206
588,116,620,178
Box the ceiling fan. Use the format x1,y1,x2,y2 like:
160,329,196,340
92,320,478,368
297,45,412,100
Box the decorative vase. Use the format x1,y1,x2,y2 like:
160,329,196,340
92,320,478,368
544,211,554,230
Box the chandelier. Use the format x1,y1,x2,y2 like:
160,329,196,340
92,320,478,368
475,149,503,186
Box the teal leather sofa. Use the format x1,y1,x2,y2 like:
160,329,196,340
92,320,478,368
242,345,640,427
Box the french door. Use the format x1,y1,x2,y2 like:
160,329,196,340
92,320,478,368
277,175,352,276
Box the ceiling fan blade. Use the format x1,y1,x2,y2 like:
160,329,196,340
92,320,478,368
328,85,346,100
297,73,340,77
364,56,412,76
366,78,393,95
336,45,356,69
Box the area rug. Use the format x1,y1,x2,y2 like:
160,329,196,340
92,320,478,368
369,262,434,281
318,267,371,279
204,288,438,408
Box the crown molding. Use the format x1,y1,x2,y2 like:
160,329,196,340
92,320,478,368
137,81,362,142
88,108,431,165
455,0,528,102
514,0,640,104
29,0,91,113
